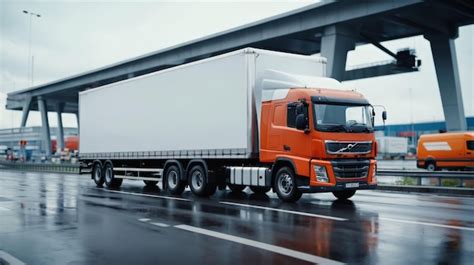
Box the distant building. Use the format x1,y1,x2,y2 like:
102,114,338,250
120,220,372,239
0,126,78,159
376,116,474,150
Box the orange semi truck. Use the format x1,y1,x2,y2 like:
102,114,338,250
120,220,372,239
417,132,474,171
79,48,385,202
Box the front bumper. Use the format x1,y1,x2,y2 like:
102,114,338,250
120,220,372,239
303,158,377,193
299,181,377,193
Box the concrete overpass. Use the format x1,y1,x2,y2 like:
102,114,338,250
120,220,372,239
5,0,474,155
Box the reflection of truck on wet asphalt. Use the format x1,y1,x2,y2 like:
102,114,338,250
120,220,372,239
417,132,474,171
79,48,385,202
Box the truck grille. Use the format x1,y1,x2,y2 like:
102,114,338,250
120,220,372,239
325,141,372,154
331,160,370,179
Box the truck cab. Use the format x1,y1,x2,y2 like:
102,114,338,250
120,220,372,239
260,85,379,201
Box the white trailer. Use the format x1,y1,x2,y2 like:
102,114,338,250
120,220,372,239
79,48,330,200
79,48,325,159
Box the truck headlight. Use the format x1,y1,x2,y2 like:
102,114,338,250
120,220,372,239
372,163,377,182
314,165,329,182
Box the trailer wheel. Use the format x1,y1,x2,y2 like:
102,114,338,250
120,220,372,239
188,165,212,197
92,163,104,187
104,163,122,188
332,190,356,200
250,186,271,194
165,165,185,195
143,180,158,187
274,167,302,202
228,184,245,193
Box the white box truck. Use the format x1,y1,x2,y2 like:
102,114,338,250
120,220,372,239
80,48,384,202
376,136,408,159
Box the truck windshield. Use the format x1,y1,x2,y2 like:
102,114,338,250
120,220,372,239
313,103,373,133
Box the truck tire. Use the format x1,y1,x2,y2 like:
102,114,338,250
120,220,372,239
332,190,356,200
228,184,245,193
250,186,271,194
104,163,123,188
143,180,158,187
188,164,212,197
165,165,185,195
426,162,436,171
92,163,104,187
274,167,302,202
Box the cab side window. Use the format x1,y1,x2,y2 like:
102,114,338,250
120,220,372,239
287,103,297,128
467,140,474,150
287,102,308,129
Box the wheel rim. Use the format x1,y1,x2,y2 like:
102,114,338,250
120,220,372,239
277,172,293,195
167,170,178,190
191,170,204,191
105,166,113,183
427,164,435,171
94,166,101,182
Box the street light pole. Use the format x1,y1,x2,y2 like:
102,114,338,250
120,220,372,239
22,10,41,87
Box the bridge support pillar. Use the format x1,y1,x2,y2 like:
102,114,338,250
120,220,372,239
425,33,466,131
320,25,356,81
38,97,51,157
56,103,65,153
20,96,32,127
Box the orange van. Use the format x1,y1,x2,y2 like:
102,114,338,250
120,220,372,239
417,132,474,171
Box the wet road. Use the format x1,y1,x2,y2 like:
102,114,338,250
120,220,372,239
0,169,473,265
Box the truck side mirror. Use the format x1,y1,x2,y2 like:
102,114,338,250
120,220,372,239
296,114,306,131
382,111,387,121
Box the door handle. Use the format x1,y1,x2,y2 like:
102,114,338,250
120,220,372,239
283,145,291,151
467,152,472,155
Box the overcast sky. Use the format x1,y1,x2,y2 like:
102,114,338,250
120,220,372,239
0,0,473,129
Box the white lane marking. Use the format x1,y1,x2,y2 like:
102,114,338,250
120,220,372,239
0,206,11,211
151,222,170,227
380,217,474,231
0,250,25,265
138,218,151,222
220,201,347,221
175,224,343,265
95,188,191,202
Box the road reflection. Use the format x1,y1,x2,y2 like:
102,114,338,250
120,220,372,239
437,220,463,265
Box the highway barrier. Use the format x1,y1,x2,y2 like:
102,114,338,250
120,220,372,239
376,169,474,196
0,161,80,174
377,170,474,187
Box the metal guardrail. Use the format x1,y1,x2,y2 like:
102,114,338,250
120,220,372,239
377,170,474,187
0,161,80,174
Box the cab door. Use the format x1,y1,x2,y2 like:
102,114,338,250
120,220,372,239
279,101,312,161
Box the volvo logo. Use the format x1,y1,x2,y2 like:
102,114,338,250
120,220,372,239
336,143,358,153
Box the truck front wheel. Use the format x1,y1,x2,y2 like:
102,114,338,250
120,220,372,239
332,190,356,200
92,163,104,187
274,167,302,202
165,165,185,195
